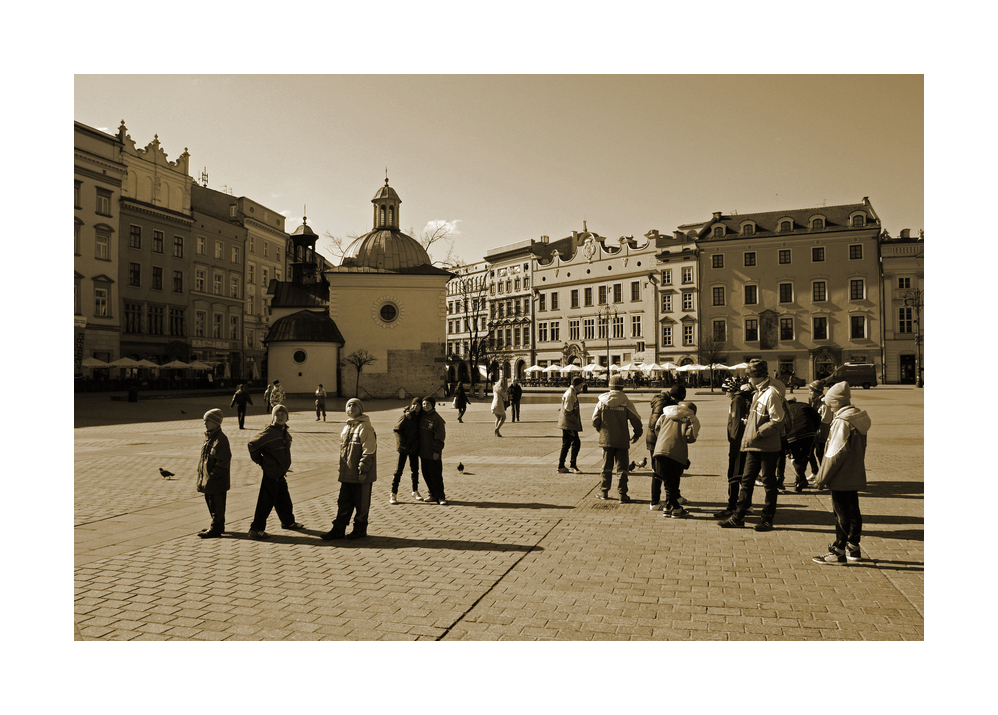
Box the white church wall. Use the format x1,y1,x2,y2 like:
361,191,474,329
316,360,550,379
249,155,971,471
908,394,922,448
267,342,339,395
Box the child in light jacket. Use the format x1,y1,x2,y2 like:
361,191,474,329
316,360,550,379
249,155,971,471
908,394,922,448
651,402,700,518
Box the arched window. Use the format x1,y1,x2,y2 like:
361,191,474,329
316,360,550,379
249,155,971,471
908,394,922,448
852,214,866,227
713,225,724,238
380,206,386,226
811,218,824,230
388,206,394,225
780,220,793,232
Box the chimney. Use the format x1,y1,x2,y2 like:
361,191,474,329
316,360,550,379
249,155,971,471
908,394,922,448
900,228,910,239
539,235,549,244
712,212,722,220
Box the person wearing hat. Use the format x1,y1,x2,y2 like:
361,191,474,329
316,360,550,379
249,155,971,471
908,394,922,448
323,398,378,540
418,396,448,504
645,383,689,509
246,404,304,539
196,409,231,538
557,376,586,474
719,358,786,532
229,384,253,430
591,374,643,502
811,381,871,564
715,378,753,519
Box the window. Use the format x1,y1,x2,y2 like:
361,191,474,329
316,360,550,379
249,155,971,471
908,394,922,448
523,276,529,289
264,242,270,258
713,320,726,342
849,244,863,260
811,218,824,230
745,319,758,342
584,287,593,307
662,325,673,346
153,230,164,253
813,316,828,340
538,293,546,312
630,281,640,301
584,318,595,340
152,266,163,290
229,315,239,341
850,315,866,339
813,281,826,302
779,220,792,232
94,286,109,317
195,269,206,292
129,263,141,287
612,315,624,338
230,275,240,299
246,329,254,348
779,283,793,303
661,269,672,285
215,241,223,259
898,277,911,289
550,321,560,341
744,252,756,267
96,188,112,216
712,286,725,306
249,263,255,284
780,317,794,340
213,273,223,295
613,283,622,303
852,215,866,227
197,236,206,255
661,294,672,312
513,326,521,346
779,249,791,264
598,286,608,305
212,314,223,339
74,181,81,208
538,322,548,342
569,319,580,340
124,302,142,333
850,279,865,300
170,308,185,337
713,226,724,238
148,306,164,336
812,247,825,262
232,246,240,264
571,289,580,308
682,292,694,311
74,274,82,314
682,267,693,284
683,325,694,345
173,236,184,258
195,310,206,337
129,225,142,249
514,278,520,291
95,230,110,260
631,315,642,338
898,307,913,333
712,254,724,269
262,267,268,286
75,222,82,255
597,316,608,340
744,285,758,305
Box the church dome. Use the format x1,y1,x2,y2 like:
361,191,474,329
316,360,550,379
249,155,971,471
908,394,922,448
342,228,431,270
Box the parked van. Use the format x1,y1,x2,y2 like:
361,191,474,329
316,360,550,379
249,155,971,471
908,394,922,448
831,363,878,389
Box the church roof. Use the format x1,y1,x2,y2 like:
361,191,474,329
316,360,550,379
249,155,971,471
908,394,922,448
267,280,327,307
341,228,433,271
265,310,344,344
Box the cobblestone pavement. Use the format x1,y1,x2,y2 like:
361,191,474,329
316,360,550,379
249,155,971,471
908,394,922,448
74,387,923,641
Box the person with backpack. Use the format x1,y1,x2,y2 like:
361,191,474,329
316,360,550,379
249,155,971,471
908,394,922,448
719,358,786,532
390,398,426,504
783,395,821,492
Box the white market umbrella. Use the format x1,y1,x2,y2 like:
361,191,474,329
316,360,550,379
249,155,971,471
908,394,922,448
135,359,161,368
729,362,750,370
187,360,212,370
583,363,602,373
81,357,109,368
543,364,563,373
641,363,662,372
161,360,190,369
525,365,545,373
676,363,703,371
660,361,680,370
618,363,635,371
609,364,622,371
108,357,141,368
560,364,583,374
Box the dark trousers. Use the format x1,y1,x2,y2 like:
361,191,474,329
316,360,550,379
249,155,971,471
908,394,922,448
650,448,685,505
511,401,521,421
787,439,813,488
775,444,788,486
332,482,373,529
652,455,684,509
726,440,747,510
734,450,779,522
236,406,246,429
831,490,862,548
457,407,466,422
559,430,581,468
204,491,227,531
250,475,296,531
600,447,630,495
392,452,420,493
316,402,326,420
811,426,829,471
420,456,445,501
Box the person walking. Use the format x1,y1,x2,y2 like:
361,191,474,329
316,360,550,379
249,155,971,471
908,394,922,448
315,384,327,421
418,396,447,504
719,358,786,532
390,398,425,504
715,378,752,519
246,404,304,539
557,376,585,474
650,401,700,518
196,409,231,538
811,382,871,564
263,381,274,415
492,377,509,437
784,395,821,492
453,384,470,423
645,383,687,509
229,383,253,430
508,379,523,422
591,375,643,502
270,380,286,410
322,398,377,540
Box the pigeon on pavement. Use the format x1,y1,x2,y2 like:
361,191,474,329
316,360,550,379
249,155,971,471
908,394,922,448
457,463,464,472
159,468,175,479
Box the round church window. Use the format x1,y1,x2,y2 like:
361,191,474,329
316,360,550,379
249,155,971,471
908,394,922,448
293,350,307,364
379,303,398,322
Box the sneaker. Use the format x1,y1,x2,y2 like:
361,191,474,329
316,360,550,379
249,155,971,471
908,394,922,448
845,543,863,562
669,507,689,518
412,490,424,502
389,492,399,505
597,491,610,500
812,546,846,565
794,483,806,493
281,522,305,530
718,517,744,529
558,466,570,473
321,528,345,541
248,529,269,540
676,496,689,506
437,499,448,505
649,502,660,511
618,494,631,504
198,530,222,539
755,479,765,487
754,520,774,532
713,509,733,519
569,466,581,474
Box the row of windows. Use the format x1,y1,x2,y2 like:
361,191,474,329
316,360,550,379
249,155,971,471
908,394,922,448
448,297,485,314
122,302,187,337
659,267,694,285
710,215,867,239
491,274,530,294
710,244,864,269
75,182,113,216
711,279,868,306
448,317,487,334
191,310,241,341
127,264,186,292
708,315,870,343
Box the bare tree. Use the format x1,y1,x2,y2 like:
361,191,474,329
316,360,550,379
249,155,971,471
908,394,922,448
321,231,361,265
447,264,502,386
341,349,378,396
696,328,728,392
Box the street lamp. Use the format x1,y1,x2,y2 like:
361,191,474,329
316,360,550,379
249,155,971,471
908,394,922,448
902,289,924,388
597,304,618,383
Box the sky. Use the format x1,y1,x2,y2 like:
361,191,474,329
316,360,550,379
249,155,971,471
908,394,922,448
74,74,923,266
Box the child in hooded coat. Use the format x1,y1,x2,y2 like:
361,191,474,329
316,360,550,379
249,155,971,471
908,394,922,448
651,401,700,517
811,382,872,565
324,398,378,540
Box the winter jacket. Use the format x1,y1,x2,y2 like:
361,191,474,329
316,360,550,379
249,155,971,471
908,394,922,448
508,383,523,403
230,390,253,409
558,385,584,432
339,414,377,483
727,391,751,443
196,428,231,494
814,405,871,491
645,392,679,451
651,405,700,469
453,389,469,410
394,405,422,454
270,384,286,406
419,411,447,459
785,400,821,444
315,388,326,405
592,390,642,448
247,423,293,480
492,382,508,416
740,378,787,453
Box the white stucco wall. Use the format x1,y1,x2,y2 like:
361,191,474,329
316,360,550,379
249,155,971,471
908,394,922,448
267,343,339,395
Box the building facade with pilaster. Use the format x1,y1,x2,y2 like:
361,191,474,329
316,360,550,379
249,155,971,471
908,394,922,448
879,229,924,384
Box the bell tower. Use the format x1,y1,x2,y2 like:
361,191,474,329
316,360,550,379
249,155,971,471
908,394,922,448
372,174,401,230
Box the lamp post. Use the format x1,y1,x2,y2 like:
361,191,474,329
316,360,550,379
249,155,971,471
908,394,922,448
902,289,924,388
597,304,618,383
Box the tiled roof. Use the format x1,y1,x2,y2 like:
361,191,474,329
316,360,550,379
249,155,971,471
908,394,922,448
698,201,877,241
268,280,327,308
265,309,345,344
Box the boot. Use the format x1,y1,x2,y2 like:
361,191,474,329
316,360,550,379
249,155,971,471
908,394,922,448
346,524,368,539
321,525,346,540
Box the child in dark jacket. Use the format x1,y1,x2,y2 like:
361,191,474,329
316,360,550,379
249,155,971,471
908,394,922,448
784,396,821,492
246,405,303,539
391,398,425,504
418,397,448,505
197,409,231,538
716,379,752,519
